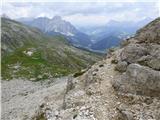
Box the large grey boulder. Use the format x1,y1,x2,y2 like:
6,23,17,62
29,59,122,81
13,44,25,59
147,58,160,70
146,44,160,70
113,64,160,97
136,44,160,70
120,44,148,63
119,43,160,70
148,44,160,58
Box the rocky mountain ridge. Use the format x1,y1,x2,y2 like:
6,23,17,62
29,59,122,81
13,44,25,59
19,16,92,47
113,17,160,97
54,17,160,120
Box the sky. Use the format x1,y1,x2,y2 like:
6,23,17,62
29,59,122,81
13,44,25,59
1,0,160,27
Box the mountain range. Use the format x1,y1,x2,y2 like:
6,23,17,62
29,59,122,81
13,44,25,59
18,16,92,48
79,17,153,51
17,16,153,52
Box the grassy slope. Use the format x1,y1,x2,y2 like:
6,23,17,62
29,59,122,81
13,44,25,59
1,18,101,80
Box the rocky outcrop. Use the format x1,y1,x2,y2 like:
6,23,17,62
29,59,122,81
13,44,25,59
113,17,160,97
118,43,160,70
62,57,160,120
135,17,160,44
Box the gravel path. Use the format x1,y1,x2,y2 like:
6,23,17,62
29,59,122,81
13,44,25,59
1,77,68,120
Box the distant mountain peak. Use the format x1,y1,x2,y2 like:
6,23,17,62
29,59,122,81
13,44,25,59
36,17,49,20
52,15,62,21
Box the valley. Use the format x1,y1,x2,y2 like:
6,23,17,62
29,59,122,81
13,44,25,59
1,17,101,80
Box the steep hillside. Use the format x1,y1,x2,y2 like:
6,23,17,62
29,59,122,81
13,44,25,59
54,17,160,120
1,18,101,80
1,18,45,53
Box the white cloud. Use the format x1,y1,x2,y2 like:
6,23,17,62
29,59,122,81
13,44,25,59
2,2,32,18
1,1,159,27
63,14,110,27
3,0,159,3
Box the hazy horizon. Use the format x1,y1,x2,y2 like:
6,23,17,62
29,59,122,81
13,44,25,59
1,1,159,27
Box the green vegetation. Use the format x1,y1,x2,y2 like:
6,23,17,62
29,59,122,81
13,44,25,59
73,70,86,78
33,113,47,120
1,45,89,80
1,18,101,80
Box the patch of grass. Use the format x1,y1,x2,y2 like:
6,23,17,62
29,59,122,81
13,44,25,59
111,59,118,64
73,70,86,77
1,45,84,80
33,113,47,120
